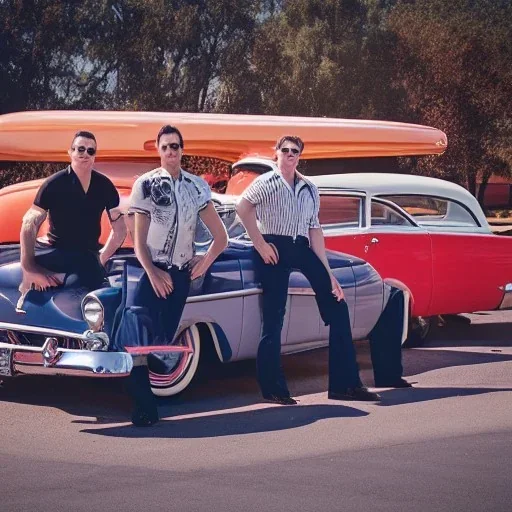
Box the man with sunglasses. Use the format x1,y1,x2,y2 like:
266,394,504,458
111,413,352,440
20,130,126,293
120,124,228,426
237,135,386,405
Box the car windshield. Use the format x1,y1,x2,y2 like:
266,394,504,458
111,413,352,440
195,204,247,246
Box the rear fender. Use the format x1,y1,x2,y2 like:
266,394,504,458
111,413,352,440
383,278,412,344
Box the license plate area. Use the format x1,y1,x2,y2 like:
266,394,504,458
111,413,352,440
0,346,13,376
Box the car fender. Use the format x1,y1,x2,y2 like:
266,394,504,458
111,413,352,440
383,278,412,344
176,320,233,363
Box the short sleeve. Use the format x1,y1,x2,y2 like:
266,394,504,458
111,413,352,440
129,174,152,216
33,179,53,211
241,176,266,205
309,185,321,229
196,177,212,212
102,177,120,213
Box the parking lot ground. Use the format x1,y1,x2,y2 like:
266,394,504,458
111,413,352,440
1,311,511,512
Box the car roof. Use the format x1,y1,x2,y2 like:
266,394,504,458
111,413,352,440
310,173,488,226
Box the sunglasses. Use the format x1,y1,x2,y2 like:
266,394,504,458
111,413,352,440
280,147,300,155
161,143,181,151
72,146,96,156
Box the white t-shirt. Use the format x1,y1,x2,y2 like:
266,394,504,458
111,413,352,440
129,168,211,267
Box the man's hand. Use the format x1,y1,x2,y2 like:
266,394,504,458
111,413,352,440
330,273,345,301
20,264,63,292
189,255,210,281
147,264,173,299
255,240,279,265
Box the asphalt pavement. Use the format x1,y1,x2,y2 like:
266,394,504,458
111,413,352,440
1,310,511,512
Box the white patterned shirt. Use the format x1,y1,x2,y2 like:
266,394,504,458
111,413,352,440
129,168,211,267
241,170,320,239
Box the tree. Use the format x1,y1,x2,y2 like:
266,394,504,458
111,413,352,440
388,0,512,204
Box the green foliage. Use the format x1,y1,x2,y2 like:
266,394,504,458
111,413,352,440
1,0,511,203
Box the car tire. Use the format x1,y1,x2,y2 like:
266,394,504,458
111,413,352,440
403,316,432,348
148,324,202,397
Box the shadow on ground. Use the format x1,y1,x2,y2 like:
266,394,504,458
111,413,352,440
79,403,368,438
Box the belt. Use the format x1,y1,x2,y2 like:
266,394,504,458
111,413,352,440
154,261,191,272
263,234,310,247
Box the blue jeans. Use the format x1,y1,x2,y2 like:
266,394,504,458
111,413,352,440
255,235,362,398
130,264,192,346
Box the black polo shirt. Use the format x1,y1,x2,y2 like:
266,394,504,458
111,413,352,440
34,166,119,251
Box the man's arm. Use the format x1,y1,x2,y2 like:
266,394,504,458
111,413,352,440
99,207,127,266
236,198,278,264
133,212,173,299
20,205,61,290
309,227,344,301
190,202,228,280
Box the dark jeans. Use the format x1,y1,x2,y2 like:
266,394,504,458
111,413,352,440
130,265,192,346
122,264,191,422
255,235,362,398
368,287,405,386
35,247,106,290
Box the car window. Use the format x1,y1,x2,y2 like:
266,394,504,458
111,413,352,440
319,195,362,228
195,204,245,245
371,200,413,226
382,194,479,227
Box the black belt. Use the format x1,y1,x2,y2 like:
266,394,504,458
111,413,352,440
263,234,310,247
154,261,191,272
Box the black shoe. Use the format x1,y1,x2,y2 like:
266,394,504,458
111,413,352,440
328,386,381,402
263,394,298,405
375,378,413,389
128,366,160,426
131,406,159,427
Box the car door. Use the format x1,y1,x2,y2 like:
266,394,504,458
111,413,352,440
427,231,512,315
380,192,512,315
322,193,434,317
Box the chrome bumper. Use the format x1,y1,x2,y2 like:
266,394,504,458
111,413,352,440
498,283,512,310
0,342,133,378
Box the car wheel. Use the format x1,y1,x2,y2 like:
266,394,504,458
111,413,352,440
147,324,201,397
403,316,432,348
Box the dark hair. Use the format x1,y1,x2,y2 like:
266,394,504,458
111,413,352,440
275,135,304,153
72,130,96,145
157,125,184,148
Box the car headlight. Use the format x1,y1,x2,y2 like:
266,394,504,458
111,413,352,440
81,295,104,332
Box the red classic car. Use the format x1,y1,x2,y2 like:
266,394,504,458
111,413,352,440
223,156,512,345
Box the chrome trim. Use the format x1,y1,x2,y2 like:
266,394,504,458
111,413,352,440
288,287,315,296
0,322,88,339
498,282,512,310
186,288,261,303
0,341,132,378
42,337,60,366
0,323,110,350
82,330,110,351
186,285,325,303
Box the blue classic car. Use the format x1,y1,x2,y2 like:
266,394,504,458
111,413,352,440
0,213,408,396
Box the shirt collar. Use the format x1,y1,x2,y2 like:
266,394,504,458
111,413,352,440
159,167,184,181
275,170,310,192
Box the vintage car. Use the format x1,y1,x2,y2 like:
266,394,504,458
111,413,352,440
0,110,452,395
224,157,512,344
0,234,408,396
